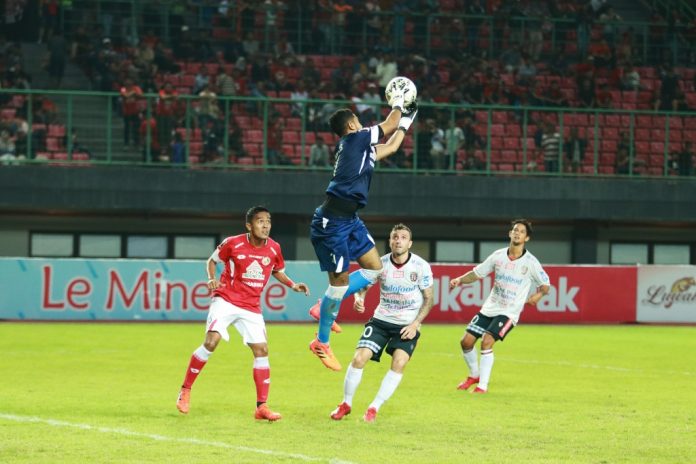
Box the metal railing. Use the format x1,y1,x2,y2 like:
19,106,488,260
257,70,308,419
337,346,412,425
0,89,694,178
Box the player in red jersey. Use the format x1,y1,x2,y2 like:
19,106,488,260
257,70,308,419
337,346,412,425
176,206,310,421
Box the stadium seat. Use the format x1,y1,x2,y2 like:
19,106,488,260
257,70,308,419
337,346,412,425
636,142,650,154
282,131,300,144
247,130,263,143
636,116,652,127
603,127,619,140
46,137,61,151
602,140,617,152
48,125,66,137
650,142,665,154
501,150,518,162
649,155,664,167
504,138,520,150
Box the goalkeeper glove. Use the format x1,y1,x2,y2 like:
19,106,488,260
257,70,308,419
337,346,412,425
390,92,405,112
403,99,418,115
398,108,418,132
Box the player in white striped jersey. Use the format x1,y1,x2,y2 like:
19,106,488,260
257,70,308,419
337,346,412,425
450,219,550,394
329,224,434,422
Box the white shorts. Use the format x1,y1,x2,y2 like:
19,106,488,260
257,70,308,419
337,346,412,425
205,297,267,345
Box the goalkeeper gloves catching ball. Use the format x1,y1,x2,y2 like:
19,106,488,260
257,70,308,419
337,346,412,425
398,101,418,131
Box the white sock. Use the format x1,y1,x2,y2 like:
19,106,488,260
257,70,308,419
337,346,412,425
253,356,270,369
193,345,213,361
343,365,363,406
369,370,403,411
463,347,479,378
478,349,494,391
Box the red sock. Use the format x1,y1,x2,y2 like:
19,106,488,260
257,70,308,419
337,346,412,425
253,367,270,404
182,354,207,389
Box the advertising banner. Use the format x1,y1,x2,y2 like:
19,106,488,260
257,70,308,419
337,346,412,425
636,265,696,323
337,264,637,324
0,258,659,324
0,259,323,321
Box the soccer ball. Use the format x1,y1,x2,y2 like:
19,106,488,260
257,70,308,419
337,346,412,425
385,76,417,108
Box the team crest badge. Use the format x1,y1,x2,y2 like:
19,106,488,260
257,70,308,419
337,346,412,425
521,265,528,275
238,254,246,259
262,257,271,266
409,272,418,282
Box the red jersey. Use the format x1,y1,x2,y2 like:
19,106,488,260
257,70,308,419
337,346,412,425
211,233,285,313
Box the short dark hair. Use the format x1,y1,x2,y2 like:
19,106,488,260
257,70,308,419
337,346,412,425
246,205,270,224
329,109,355,136
391,223,412,240
510,218,533,237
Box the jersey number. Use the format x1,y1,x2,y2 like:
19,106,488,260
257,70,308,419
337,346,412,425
362,326,373,338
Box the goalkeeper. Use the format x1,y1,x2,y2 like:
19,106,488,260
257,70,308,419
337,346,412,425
307,83,418,371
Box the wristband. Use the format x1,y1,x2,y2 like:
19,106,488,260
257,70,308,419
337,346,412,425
285,279,296,288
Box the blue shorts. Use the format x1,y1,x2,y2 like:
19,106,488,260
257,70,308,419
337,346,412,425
310,207,376,273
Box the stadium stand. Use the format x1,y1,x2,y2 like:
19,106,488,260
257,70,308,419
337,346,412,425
1,0,694,175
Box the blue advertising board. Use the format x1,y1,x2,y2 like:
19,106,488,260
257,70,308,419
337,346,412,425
0,258,325,321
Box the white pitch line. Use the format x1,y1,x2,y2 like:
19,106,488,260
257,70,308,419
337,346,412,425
0,413,358,464
432,352,695,376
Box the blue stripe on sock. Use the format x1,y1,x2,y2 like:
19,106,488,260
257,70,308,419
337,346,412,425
317,295,342,343
345,270,372,298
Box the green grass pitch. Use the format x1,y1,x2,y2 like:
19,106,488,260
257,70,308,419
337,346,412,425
1,323,694,463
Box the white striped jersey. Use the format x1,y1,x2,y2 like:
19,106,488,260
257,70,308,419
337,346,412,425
473,247,549,324
372,253,433,326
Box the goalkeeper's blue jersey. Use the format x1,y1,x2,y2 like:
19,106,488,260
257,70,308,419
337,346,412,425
325,125,382,208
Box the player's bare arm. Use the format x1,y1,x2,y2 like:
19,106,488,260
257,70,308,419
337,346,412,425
526,284,550,306
374,129,405,160
449,270,481,288
400,286,434,340
272,270,310,295
377,108,402,137
206,256,220,290
375,109,418,160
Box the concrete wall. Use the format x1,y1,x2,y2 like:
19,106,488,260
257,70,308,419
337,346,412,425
1,166,695,263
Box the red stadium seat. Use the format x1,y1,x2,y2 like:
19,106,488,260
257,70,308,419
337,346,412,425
636,115,652,127
650,142,665,154
48,125,66,137
282,131,300,144
46,137,61,151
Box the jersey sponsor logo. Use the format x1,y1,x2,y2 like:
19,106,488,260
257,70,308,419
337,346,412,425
393,270,404,278
242,260,265,281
